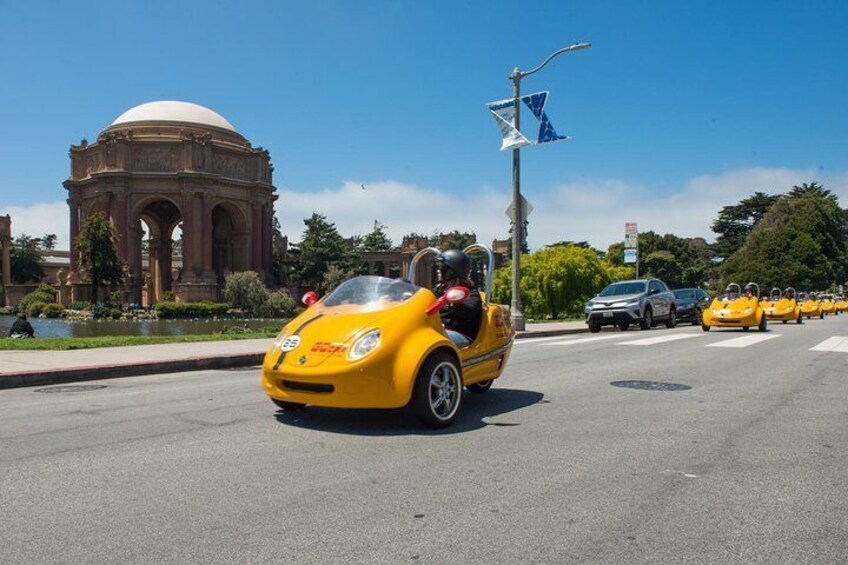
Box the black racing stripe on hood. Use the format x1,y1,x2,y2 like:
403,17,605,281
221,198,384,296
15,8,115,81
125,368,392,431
272,314,325,371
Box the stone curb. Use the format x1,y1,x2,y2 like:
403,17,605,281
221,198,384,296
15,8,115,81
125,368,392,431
0,353,265,390
0,327,593,390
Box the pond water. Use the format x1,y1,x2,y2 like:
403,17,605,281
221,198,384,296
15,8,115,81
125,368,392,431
0,315,287,339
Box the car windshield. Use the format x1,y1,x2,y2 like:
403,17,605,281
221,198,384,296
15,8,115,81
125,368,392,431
598,282,646,297
321,276,420,310
673,289,695,300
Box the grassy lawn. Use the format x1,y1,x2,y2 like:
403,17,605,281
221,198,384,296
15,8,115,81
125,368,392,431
0,331,277,351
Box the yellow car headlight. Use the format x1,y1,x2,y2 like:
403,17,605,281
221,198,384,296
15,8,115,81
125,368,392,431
348,329,381,361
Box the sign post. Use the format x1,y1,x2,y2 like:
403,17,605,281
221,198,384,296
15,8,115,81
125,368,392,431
624,222,639,277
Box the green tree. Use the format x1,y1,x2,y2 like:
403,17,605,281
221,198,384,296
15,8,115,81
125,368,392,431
322,264,355,292
295,213,354,291
75,212,125,303
642,251,683,286
491,245,612,319
9,234,45,284
359,221,394,251
721,189,847,290
711,191,781,258
41,234,58,251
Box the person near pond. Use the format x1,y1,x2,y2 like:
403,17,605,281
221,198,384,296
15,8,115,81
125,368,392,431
434,249,482,348
9,313,35,338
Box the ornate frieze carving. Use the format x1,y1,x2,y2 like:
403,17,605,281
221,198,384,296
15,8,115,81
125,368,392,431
212,151,251,181
132,145,180,172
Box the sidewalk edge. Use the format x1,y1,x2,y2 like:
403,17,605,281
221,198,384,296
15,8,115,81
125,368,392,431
0,353,264,390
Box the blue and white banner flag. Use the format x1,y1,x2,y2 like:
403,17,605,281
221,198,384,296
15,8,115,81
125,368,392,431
486,98,531,151
521,91,570,145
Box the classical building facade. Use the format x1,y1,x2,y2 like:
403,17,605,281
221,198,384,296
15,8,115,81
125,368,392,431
64,101,277,303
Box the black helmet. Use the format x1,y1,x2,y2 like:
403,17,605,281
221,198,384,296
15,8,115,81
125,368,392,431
743,284,756,293
435,249,471,281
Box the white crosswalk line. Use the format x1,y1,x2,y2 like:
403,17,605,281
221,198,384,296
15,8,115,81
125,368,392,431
706,334,780,348
542,334,630,347
810,336,848,352
618,333,703,346
514,334,590,345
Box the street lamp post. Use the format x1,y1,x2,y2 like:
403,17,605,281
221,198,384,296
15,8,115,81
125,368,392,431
507,42,591,331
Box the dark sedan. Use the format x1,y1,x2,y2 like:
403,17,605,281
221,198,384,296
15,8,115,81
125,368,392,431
671,288,712,325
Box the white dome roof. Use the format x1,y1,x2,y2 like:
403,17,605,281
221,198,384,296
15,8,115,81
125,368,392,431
111,101,236,131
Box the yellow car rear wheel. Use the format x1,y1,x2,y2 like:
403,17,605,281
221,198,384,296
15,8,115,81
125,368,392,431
467,379,494,394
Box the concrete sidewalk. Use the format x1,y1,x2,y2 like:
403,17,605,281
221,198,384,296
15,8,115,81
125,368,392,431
0,321,590,389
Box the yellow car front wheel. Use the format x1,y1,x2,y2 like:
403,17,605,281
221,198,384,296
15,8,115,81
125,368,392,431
412,352,463,428
272,399,306,412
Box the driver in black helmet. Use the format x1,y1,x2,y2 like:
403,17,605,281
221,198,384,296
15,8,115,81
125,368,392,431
743,284,756,299
434,249,482,347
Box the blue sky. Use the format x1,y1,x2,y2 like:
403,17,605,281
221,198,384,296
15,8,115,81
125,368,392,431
1,0,846,249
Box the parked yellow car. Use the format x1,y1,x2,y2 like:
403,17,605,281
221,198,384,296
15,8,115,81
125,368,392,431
820,294,837,316
763,287,802,324
702,282,767,332
799,292,824,319
260,245,514,428
836,295,848,313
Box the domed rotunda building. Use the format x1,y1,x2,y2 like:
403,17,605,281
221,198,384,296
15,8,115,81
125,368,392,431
64,101,277,304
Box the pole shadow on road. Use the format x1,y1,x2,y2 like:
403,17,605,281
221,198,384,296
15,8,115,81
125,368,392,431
273,388,545,436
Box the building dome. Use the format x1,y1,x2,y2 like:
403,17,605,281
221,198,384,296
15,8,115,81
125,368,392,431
110,101,236,132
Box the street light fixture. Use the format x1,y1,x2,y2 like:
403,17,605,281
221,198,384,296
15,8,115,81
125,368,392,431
507,42,591,331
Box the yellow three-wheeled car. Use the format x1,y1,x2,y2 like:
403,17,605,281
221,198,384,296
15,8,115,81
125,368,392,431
702,282,767,332
762,287,802,324
261,245,514,428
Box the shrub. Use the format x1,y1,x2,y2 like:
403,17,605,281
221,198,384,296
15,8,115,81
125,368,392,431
154,301,231,318
256,289,296,318
90,305,122,319
223,271,269,313
27,301,48,317
70,301,92,311
161,290,176,302
42,303,67,318
19,286,57,316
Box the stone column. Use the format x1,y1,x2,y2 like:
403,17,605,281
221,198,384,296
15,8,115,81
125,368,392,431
262,203,272,276
2,241,10,289
201,197,214,282
116,192,128,260
252,203,262,274
68,198,80,274
148,237,160,303
181,191,194,279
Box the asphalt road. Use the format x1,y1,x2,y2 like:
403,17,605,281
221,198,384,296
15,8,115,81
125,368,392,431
2,315,848,564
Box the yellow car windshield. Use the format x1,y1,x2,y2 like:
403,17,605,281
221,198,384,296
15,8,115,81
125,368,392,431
321,276,422,312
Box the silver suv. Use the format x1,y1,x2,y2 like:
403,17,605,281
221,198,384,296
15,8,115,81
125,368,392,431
584,279,677,333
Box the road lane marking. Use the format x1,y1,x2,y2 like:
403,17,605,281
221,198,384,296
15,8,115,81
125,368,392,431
513,334,593,345
618,334,703,346
542,334,632,346
810,336,848,352
705,334,780,348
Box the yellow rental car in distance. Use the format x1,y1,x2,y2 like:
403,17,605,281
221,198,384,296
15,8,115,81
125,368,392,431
836,295,848,313
763,287,802,324
760,287,780,310
260,245,514,428
820,293,837,316
799,292,824,319
702,282,767,332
